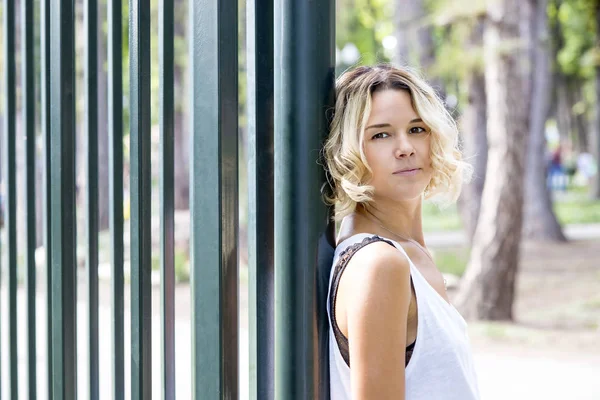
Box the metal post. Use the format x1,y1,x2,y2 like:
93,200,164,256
129,0,153,396
189,0,239,397
40,0,53,395
247,0,275,398
22,0,37,396
85,0,100,397
159,0,176,397
107,0,125,396
2,0,18,396
273,0,335,397
49,0,78,396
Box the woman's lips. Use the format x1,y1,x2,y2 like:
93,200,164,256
393,168,421,176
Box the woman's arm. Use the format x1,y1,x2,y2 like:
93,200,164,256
341,242,412,400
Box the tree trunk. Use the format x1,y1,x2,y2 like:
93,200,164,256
458,72,487,243
594,66,600,198
455,0,531,321
555,76,587,151
36,159,44,246
173,0,189,210
76,0,85,210
572,81,588,152
594,3,600,199
174,109,189,209
394,0,422,66
523,0,566,241
457,20,487,244
394,0,445,97
0,115,2,178
555,75,572,145
97,0,110,229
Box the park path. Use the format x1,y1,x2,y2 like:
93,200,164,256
3,279,599,399
426,222,600,247
2,223,599,399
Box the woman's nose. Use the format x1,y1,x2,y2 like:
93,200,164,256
394,135,415,158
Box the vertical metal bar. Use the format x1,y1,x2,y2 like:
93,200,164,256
159,0,175,398
50,0,78,396
41,0,53,395
2,0,18,397
246,0,274,398
273,0,335,397
85,0,100,397
22,0,37,397
107,0,124,396
189,0,239,397
316,2,336,397
129,0,152,396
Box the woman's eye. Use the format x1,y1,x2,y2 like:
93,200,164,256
409,126,426,134
373,132,389,139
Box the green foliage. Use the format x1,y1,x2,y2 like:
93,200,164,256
552,0,597,78
427,0,487,79
416,0,488,114
174,249,190,282
430,23,481,80
151,248,190,283
336,0,395,66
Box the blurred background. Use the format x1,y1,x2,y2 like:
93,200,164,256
0,0,599,399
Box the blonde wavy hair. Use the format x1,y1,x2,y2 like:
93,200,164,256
322,64,473,221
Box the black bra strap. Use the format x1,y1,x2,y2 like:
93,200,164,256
329,235,416,367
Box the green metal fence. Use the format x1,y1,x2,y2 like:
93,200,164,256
0,0,334,398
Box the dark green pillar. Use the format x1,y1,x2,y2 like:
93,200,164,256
274,0,335,398
129,0,153,397
49,0,78,396
189,0,239,397
107,0,125,396
3,0,18,396
247,0,275,398
22,0,37,396
159,0,176,397
40,0,53,395
84,0,100,397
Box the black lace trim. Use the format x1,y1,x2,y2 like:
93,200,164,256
329,235,416,368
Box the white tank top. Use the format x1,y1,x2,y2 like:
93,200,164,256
327,233,481,400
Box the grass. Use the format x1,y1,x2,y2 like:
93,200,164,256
422,190,600,232
554,197,600,225
583,297,600,310
433,247,469,277
469,321,549,344
425,190,600,278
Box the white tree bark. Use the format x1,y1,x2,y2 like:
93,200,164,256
455,0,531,320
523,0,566,241
593,3,600,199
458,20,487,244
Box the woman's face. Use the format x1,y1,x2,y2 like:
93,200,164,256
362,89,433,202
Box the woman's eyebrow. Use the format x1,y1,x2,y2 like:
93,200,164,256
365,123,391,130
365,118,423,130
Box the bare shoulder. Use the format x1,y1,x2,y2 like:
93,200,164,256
341,240,411,290
339,241,412,321
339,240,412,398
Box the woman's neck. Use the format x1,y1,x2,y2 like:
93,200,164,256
356,198,425,247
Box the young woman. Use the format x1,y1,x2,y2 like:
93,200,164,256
323,64,481,400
